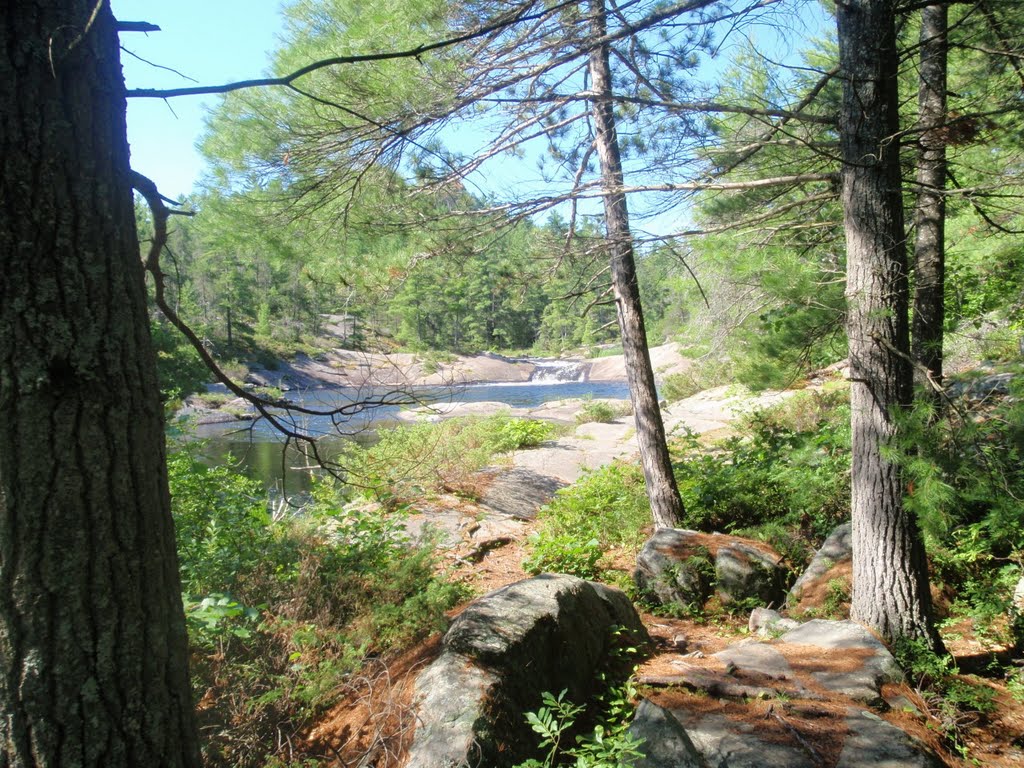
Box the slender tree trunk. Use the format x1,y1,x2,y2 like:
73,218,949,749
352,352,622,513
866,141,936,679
587,0,685,529
911,3,948,400
0,2,201,765
837,0,941,648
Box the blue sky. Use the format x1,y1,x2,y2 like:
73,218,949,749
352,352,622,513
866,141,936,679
113,1,286,199
112,1,832,234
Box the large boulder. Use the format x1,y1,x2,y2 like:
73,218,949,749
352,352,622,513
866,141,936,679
405,574,649,768
628,699,703,768
635,529,715,609
715,541,788,607
787,522,852,614
635,529,787,611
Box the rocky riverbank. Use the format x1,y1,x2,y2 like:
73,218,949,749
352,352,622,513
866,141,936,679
241,341,693,390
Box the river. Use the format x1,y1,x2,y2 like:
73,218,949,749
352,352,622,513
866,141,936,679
188,379,631,496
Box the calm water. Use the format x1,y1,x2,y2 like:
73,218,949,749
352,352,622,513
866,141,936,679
189,380,630,495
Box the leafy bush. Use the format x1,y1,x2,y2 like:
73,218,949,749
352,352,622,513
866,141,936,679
672,401,850,549
523,534,604,580
514,628,645,768
490,416,556,452
168,448,271,597
894,637,999,757
513,689,645,768
524,462,650,579
894,380,1024,648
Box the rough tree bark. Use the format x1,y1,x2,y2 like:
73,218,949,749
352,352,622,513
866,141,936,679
587,0,685,529
911,2,948,400
837,0,941,647
0,2,201,765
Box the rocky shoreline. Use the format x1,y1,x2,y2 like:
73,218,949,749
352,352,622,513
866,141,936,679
179,342,694,425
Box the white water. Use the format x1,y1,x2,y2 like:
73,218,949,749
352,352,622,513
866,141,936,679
527,360,590,383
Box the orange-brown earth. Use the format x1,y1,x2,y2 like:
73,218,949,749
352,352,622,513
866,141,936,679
298,516,1024,768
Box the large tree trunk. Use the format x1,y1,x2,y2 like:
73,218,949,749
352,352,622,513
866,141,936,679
911,3,948,400
587,0,685,529
0,2,201,765
837,0,941,647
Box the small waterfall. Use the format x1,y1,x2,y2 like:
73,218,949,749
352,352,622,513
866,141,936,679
528,360,590,383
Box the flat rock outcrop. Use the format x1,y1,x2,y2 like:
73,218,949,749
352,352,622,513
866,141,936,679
640,619,938,768
405,574,649,768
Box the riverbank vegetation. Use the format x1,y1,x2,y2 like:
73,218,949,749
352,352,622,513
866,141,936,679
170,447,469,766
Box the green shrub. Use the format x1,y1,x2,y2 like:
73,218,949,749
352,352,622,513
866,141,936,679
523,534,604,580
490,416,555,452
524,462,650,579
168,448,271,597
193,391,233,408
169,452,467,767
894,637,999,757
575,399,622,425
894,380,1024,648
672,407,850,548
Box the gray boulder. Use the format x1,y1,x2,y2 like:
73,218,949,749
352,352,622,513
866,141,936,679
635,529,715,609
406,574,649,768
715,541,787,607
635,529,787,611
787,522,852,613
748,607,800,638
628,699,703,768
946,371,1015,401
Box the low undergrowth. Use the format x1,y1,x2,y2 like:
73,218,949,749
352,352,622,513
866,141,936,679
526,388,853,582
514,628,646,768
895,637,1001,759
523,461,651,581
341,411,556,506
170,448,468,767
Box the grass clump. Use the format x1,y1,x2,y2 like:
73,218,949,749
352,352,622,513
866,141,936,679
659,358,731,402
575,399,631,425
